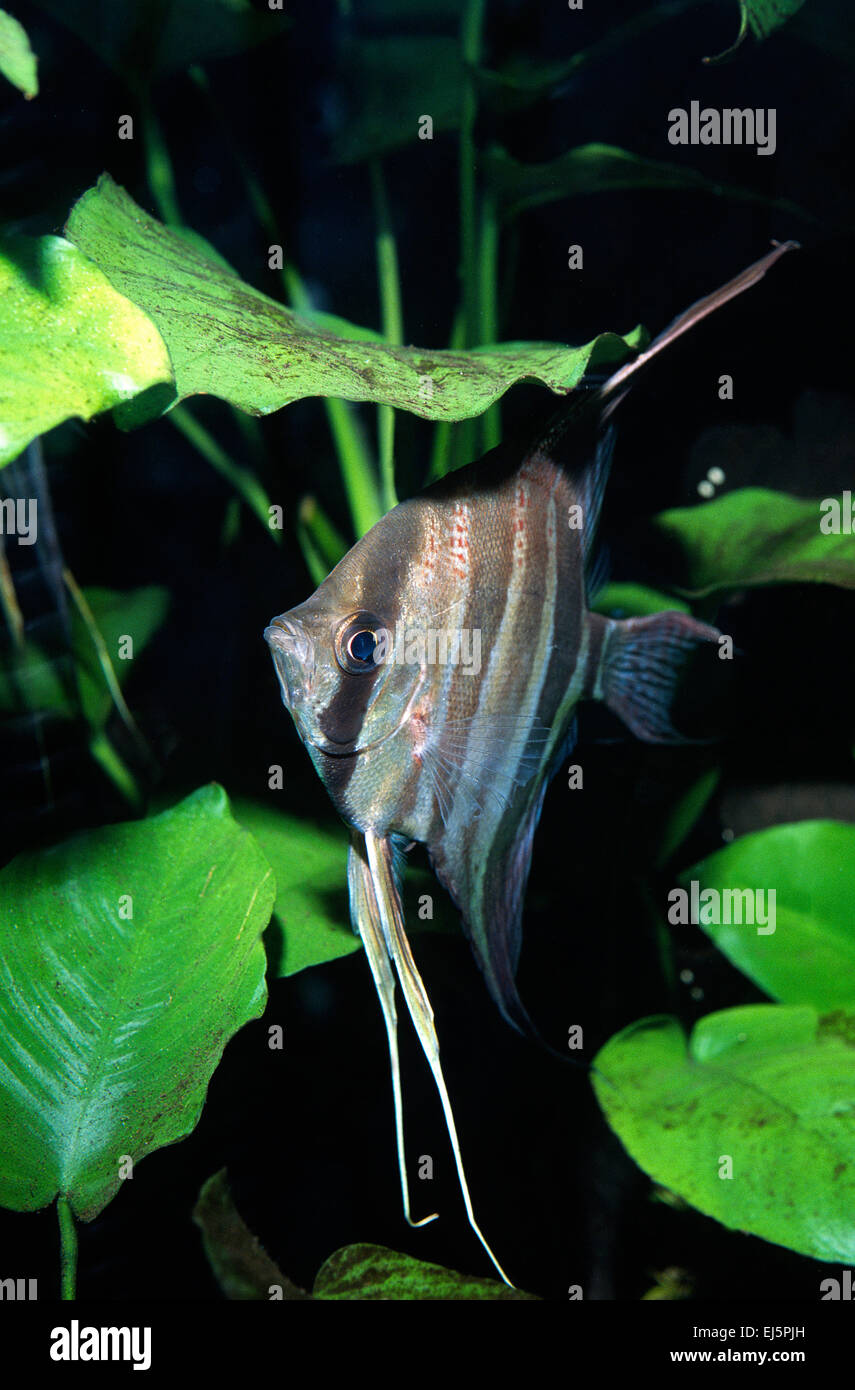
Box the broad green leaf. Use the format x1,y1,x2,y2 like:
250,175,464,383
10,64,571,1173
707,0,808,59
230,797,359,977
680,820,855,1008
64,176,643,426
593,1004,855,1264
592,582,690,618
654,488,855,596
0,8,37,97
484,144,813,224
313,1243,538,1300
193,1169,308,1301
0,234,173,467
0,785,273,1221
331,37,464,165
31,0,284,81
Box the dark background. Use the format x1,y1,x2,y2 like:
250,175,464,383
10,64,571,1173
1,0,854,1300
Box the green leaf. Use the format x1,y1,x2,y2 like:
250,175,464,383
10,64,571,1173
592,582,689,618
331,37,464,164
680,821,855,1009
484,143,813,224
706,0,808,60
0,8,37,97
0,785,273,1221
31,0,284,82
740,0,808,40
313,1243,539,1300
193,1169,308,1301
229,797,359,978
653,488,855,596
64,176,643,426
0,234,174,467
593,1004,855,1264
71,585,170,731
655,766,721,869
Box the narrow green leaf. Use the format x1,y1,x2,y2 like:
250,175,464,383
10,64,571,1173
654,488,855,595
314,1243,538,1300
593,1004,855,1264
0,785,273,1221
680,820,855,1008
655,766,721,869
0,8,37,97
64,176,642,427
69,583,169,733
0,234,174,467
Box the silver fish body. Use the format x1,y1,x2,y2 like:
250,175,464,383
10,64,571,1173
265,243,796,1283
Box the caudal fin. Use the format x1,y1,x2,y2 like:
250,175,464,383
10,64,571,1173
597,611,722,743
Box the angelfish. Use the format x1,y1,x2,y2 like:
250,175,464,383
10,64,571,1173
265,243,795,1285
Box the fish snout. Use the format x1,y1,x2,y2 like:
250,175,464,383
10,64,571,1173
264,615,313,708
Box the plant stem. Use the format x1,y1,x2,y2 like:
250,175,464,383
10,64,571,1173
298,496,348,573
189,65,382,539
370,160,403,514
169,406,281,544
459,0,486,348
427,309,466,482
57,1197,77,1301
478,190,501,450
140,96,182,228
456,0,486,469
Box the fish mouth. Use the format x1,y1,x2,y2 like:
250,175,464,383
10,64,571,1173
264,617,312,711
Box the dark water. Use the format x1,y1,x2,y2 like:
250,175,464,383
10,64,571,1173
1,0,854,1306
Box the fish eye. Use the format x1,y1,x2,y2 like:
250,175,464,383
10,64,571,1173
334,613,386,675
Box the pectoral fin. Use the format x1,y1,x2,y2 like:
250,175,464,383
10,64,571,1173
363,828,513,1287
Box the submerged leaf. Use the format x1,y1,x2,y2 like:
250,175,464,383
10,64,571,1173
314,1243,538,1300
484,143,812,223
0,785,272,1220
680,820,855,1008
230,797,359,977
331,36,464,164
31,0,284,81
64,176,642,427
593,1004,855,1264
0,8,37,97
654,488,855,595
706,0,807,60
193,1169,307,1300
0,234,174,467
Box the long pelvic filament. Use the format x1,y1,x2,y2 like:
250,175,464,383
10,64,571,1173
364,829,513,1288
348,838,438,1232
